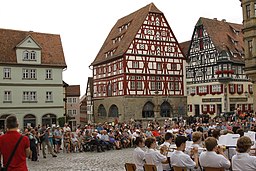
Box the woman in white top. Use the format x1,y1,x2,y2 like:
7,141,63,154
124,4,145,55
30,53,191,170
133,137,145,171
145,137,167,171
232,136,256,171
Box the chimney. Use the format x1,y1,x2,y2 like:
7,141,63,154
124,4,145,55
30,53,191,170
221,19,226,22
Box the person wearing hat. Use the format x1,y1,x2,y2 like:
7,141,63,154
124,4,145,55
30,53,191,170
170,136,198,170
232,136,256,171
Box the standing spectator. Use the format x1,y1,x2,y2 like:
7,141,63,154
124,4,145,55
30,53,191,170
28,129,38,161
39,124,57,158
0,115,30,170
54,126,62,153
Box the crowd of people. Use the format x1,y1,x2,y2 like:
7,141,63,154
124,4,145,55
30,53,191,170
0,113,256,170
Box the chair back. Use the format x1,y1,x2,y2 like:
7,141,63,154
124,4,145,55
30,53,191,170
173,166,187,171
125,163,136,171
204,167,224,171
143,164,157,171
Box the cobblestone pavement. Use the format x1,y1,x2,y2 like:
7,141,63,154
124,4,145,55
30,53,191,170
27,148,134,171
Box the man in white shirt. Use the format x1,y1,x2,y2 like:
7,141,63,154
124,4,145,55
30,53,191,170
232,136,256,171
133,137,145,171
170,136,198,171
199,137,230,169
160,132,173,171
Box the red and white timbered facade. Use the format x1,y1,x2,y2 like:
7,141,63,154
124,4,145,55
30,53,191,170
184,17,253,117
91,3,186,121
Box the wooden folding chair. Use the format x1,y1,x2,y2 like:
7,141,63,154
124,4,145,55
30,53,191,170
125,163,136,171
173,166,187,171
204,167,224,171
143,164,157,171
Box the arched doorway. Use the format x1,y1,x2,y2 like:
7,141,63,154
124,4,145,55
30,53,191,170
160,101,172,117
142,102,154,118
108,105,119,117
24,114,36,129
0,114,10,129
98,104,107,116
42,114,57,126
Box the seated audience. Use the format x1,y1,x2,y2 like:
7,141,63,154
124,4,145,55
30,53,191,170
160,132,173,171
199,137,230,169
232,136,256,171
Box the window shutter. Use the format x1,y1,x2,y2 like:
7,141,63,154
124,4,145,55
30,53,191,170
213,105,216,113
207,105,210,113
234,84,237,94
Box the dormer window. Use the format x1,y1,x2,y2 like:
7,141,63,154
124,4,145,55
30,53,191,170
23,51,29,60
31,51,36,60
23,50,37,61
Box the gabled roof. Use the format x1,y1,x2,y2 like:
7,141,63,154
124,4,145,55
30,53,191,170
179,40,191,59
91,3,162,66
66,85,80,97
86,77,93,96
196,17,244,62
0,28,66,67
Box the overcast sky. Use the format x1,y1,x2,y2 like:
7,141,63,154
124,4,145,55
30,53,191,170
0,0,242,96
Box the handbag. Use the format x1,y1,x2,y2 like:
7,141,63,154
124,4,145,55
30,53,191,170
0,135,24,171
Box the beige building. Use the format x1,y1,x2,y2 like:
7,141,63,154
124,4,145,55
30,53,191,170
240,0,256,112
66,85,80,130
0,28,66,129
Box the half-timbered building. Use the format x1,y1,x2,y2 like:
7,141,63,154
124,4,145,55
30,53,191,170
91,3,186,122
182,17,253,117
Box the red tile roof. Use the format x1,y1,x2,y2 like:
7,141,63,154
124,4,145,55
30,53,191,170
91,3,162,66
179,40,191,59
66,85,80,97
0,28,66,67
196,17,244,62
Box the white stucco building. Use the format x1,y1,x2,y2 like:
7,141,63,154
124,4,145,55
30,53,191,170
0,29,66,129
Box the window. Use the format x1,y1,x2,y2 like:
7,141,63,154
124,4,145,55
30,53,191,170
132,61,139,68
171,63,177,70
131,81,136,90
249,84,253,93
169,82,174,90
23,91,37,102
246,4,251,19
4,91,11,102
22,69,36,79
203,105,208,112
3,68,11,79
23,50,36,61
72,98,77,103
230,84,235,93
31,51,36,60
156,82,162,90
46,69,52,79
73,110,77,115
199,86,207,93
151,82,156,90
248,40,253,57
23,51,29,60
137,81,142,90
68,110,72,115
191,87,196,94
212,85,221,93
210,105,214,112
157,63,162,70
46,91,53,102
237,84,243,93
68,97,72,103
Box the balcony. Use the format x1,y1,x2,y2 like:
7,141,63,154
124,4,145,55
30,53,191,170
215,70,234,83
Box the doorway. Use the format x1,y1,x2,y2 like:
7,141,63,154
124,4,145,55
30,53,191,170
194,105,200,116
